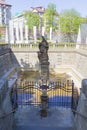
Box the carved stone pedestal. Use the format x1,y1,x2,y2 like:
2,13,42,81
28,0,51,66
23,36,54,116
40,90,48,117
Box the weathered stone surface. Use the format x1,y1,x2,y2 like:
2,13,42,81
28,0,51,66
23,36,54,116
75,79,87,130
82,79,87,97
11,48,87,79
0,50,19,78
75,92,87,130
0,82,14,130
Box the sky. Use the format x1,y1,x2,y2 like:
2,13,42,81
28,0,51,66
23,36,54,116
6,0,87,17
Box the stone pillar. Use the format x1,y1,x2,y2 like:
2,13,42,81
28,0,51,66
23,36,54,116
9,21,14,44
76,26,81,49
25,25,29,43
5,26,9,43
40,62,49,81
40,90,48,117
5,21,10,44
19,23,24,44
15,22,20,43
86,37,87,44
50,27,52,42
33,26,37,44
42,26,45,36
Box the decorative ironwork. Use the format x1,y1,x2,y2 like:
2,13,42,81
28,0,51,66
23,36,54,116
16,80,78,110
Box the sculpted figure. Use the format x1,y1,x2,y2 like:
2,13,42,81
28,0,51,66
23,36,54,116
38,36,49,80
38,36,49,63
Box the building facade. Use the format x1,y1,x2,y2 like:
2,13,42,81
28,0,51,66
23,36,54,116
6,7,47,44
7,14,46,44
6,6,54,44
0,0,11,25
30,6,45,17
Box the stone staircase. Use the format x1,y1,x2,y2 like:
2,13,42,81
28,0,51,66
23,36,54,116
25,53,29,66
57,53,62,65
13,107,75,130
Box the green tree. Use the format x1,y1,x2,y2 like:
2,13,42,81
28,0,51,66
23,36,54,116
24,11,40,30
81,17,87,23
0,33,2,38
59,9,81,33
43,3,59,31
59,9,81,42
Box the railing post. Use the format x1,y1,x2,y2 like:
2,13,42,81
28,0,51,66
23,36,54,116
71,80,74,109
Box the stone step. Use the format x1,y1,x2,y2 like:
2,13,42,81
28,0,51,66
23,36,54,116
14,125,74,130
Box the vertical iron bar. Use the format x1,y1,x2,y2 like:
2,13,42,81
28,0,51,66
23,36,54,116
67,80,69,108
71,80,74,109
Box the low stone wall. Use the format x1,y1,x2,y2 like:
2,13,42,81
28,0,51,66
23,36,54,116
0,73,18,130
0,80,13,130
75,79,87,130
12,48,87,81
0,48,19,78
0,47,19,130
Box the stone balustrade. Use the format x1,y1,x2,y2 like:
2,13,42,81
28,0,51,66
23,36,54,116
0,44,9,50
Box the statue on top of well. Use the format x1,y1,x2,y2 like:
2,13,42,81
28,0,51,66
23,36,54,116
38,36,49,81
38,36,49,63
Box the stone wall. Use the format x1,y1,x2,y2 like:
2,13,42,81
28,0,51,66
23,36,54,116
12,49,75,68
0,80,14,130
12,48,87,79
74,51,87,78
0,49,19,78
0,47,87,130
75,79,87,130
0,48,19,130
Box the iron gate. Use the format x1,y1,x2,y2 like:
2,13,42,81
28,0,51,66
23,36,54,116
16,80,78,109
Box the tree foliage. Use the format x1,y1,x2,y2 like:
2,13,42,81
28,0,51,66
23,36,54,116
24,11,40,30
59,9,81,34
0,33,2,38
81,17,87,23
43,3,59,31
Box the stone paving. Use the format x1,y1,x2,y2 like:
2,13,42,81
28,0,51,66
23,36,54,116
14,107,75,130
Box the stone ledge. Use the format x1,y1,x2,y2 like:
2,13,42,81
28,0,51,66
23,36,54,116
53,65,84,88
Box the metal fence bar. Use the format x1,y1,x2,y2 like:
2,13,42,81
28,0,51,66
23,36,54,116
16,80,78,109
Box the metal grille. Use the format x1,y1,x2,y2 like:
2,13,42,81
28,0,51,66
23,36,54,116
16,80,78,109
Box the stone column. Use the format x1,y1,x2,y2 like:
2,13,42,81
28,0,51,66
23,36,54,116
15,22,20,43
25,25,29,43
50,27,52,42
42,26,45,36
86,37,87,44
5,21,10,44
9,21,14,44
33,26,37,44
76,26,81,49
19,23,24,43
5,26,9,43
